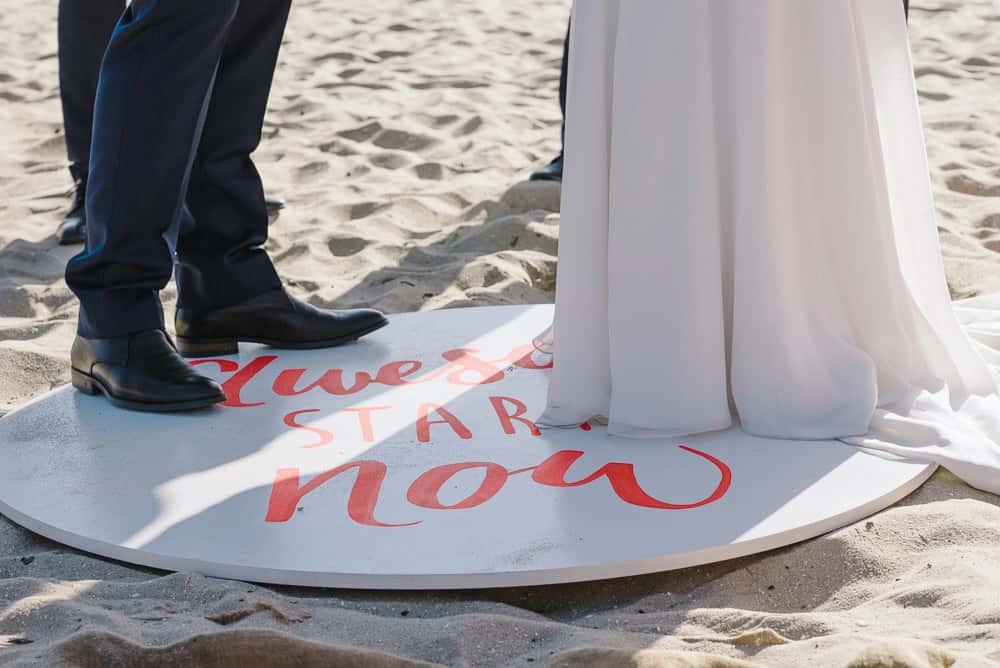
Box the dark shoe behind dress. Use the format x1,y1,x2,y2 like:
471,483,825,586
71,330,227,412
175,289,388,357
57,177,87,245
529,154,564,182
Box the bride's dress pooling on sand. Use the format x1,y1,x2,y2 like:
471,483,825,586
539,0,1000,494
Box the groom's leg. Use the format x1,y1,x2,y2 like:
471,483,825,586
65,0,241,338
168,0,385,358
55,0,124,245
57,0,123,184
175,0,291,314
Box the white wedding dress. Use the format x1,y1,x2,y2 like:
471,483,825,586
541,0,1000,495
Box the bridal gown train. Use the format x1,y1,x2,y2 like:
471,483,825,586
541,0,1000,494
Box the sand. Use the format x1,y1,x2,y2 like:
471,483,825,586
1,0,998,666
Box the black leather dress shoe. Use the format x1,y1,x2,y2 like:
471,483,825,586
265,194,286,213
529,154,564,182
71,330,227,412
57,182,87,245
174,289,388,357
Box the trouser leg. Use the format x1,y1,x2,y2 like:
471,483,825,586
175,0,292,314
65,0,241,338
57,0,124,181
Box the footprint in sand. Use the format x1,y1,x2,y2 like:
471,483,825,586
337,121,382,143
319,139,360,157
295,161,331,179
328,236,369,257
349,202,385,220
413,162,445,180
947,174,1000,198
370,152,411,170
372,129,438,152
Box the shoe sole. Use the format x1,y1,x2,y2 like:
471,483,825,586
175,317,390,358
70,368,225,413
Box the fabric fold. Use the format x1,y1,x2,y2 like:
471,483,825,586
542,0,1000,495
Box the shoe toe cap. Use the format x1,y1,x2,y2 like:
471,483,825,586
353,308,388,331
186,375,227,402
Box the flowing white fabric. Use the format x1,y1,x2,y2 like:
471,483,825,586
541,0,1000,495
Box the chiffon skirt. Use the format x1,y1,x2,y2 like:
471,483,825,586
541,0,1000,494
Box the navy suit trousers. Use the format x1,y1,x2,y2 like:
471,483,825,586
65,0,289,338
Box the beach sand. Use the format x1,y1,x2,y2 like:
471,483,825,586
1,1,999,665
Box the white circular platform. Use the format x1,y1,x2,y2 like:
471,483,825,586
0,306,934,589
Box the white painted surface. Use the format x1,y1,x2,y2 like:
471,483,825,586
0,306,933,589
